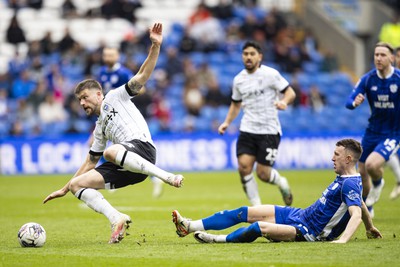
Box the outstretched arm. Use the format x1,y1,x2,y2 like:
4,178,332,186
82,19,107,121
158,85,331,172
332,205,362,243
43,153,100,203
127,23,163,95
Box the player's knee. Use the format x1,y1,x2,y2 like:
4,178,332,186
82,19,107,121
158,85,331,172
103,148,117,162
365,160,379,173
68,178,80,194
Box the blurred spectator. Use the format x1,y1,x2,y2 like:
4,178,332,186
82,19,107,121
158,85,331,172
211,0,234,20
179,27,197,53
151,95,171,132
118,0,142,23
197,62,217,89
100,0,120,19
62,0,78,18
259,9,285,41
204,79,229,107
27,0,43,9
308,85,326,113
6,14,26,45
189,1,212,25
8,51,29,79
320,49,339,72
290,77,308,108
11,70,36,99
27,41,43,58
15,98,40,135
97,47,133,93
58,28,77,54
38,92,68,133
183,77,204,117
29,56,45,82
39,31,57,55
379,13,400,48
0,89,9,119
27,79,47,112
164,47,183,79
239,12,259,39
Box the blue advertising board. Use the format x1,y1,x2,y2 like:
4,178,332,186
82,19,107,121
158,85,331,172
0,133,360,175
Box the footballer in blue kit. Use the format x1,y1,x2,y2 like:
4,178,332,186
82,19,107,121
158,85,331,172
173,139,382,243
98,47,133,93
345,42,400,213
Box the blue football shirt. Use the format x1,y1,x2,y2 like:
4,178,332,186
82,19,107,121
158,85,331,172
346,67,400,135
98,63,133,93
300,175,362,240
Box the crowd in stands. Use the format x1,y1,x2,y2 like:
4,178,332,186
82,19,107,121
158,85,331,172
1,0,366,138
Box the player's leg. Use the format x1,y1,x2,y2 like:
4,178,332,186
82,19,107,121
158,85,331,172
238,154,260,205
236,132,261,206
104,142,183,187
69,170,131,243
387,153,400,199
172,205,276,237
254,134,292,206
194,221,297,243
365,152,386,207
172,206,249,237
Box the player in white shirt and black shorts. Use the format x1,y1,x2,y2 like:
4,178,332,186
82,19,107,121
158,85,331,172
43,23,183,244
218,41,296,207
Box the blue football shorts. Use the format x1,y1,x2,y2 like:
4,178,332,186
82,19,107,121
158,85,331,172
360,130,400,163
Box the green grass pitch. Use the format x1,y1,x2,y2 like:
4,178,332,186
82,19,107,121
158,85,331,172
1,169,399,266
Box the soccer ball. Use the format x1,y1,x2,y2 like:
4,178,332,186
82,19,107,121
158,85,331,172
17,222,46,247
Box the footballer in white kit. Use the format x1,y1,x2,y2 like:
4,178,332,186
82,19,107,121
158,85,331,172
218,41,296,207
43,23,183,244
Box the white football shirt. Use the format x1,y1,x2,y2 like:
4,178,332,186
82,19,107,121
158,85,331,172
232,65,289,135
90,84,154,153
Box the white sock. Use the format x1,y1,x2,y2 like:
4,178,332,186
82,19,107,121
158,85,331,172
387,154,400,184
189,220,205,232
242,174,261,206
115,150,174,183
75,188,121,224
214,234,227,243
268,169,282,186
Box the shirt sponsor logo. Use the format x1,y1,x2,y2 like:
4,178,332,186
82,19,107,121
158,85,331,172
347,190,360,201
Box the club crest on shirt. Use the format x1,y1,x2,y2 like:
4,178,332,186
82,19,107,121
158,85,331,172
390,84,398,93
103,104,109,111
347,190,360,201
371,86,378,91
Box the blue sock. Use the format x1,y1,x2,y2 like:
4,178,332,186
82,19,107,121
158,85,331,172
372,178,382,187
226,222,262,243
202,207,248,230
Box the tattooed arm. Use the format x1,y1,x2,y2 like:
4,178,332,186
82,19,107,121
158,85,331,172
127,23,163,95
43,153,101,203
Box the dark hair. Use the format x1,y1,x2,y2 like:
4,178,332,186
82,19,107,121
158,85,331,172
336,138,362,161
74,79,103,95
375,42,394,54
395,46,400,54
242,41,262,54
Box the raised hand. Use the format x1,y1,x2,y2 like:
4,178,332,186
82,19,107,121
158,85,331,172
149,23,163,46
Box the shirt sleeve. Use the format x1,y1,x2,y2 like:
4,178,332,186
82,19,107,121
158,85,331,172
89,123,107,155
341,179,362,207
231,76,242,102
272,70,290,92
345,77,366,109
